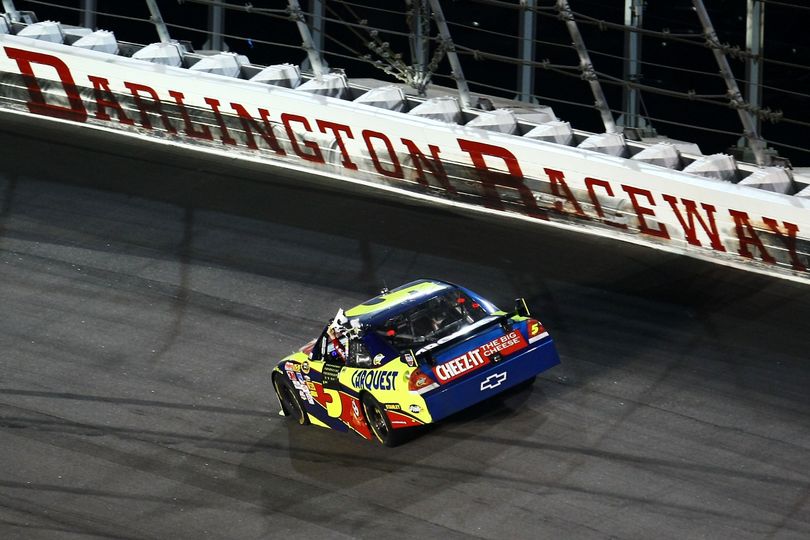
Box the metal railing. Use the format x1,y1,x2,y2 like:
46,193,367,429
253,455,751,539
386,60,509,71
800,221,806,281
5,0,810,165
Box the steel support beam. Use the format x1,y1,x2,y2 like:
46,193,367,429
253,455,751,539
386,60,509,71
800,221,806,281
621,0,644,129
409,0,430,91
556,0,616,133
289,0,326,77
517,0,537,103
79,0,96,29
746,0,764,137
300,0,327,73
309,0,325,58
203,4,225,51
693,0,766,165
1,0,18,22
144,0,171,44
428,0,472,108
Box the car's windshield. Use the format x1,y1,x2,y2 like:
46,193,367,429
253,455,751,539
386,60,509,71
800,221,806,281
374,289,491,352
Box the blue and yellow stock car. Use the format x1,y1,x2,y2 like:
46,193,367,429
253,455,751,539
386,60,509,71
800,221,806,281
272,279,561,446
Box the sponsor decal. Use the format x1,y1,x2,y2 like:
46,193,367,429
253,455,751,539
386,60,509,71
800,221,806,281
301,360,310,374
290,372,315,405
351,370,398,391
415,342,439,356
291,372,315,404
386,409,424,428
403,351,417,368
481,331,528,358
385,403,402,410
480,372,507,391
351,400,360,418
409,404,422,414
321,362,343,389
527,319,549,344
306,381,318,397
434,348,488,384
433,331,527,384
373,353,385,366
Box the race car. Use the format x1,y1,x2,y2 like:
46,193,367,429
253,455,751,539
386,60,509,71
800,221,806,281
272,279,561,446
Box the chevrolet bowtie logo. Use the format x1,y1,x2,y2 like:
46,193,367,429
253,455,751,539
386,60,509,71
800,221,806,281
480,371,507,391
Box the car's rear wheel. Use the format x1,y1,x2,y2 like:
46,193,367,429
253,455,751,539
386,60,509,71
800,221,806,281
361,394,404,447
512,374,537,392
273,373,309,425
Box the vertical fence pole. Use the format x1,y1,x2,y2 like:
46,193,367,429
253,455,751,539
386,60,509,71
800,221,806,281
621,0,643,130
410,0,430,91
517,0,536,103
288,0,327,77
1,0,18,22
204,3,225,51
79,0,96,29
693,0,766,165
556,0,616,133
428,0,472,108
144,0,171,44
309,0,325,59
746,0,764,139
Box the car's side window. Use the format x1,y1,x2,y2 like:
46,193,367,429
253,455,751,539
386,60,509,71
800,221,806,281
309,329,327,361
324,332,348,363
347,339,372,368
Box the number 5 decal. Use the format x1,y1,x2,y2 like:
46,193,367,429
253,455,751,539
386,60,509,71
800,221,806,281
320,388,343,418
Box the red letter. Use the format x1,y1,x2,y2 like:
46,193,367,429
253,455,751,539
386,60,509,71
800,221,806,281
763,217,806,271
400,138,456,194
230,103,285,154
204,97,236,146
457,139,546,219
544,168,585,217
4,46,86,122
281,113,325,163
87,75,133,125
662,195,725,251
317,120,357,170
584,177,626,229
621,185,669,239
123,82,176,133
168,90,212,140
363,130,403,178
728,209,776,264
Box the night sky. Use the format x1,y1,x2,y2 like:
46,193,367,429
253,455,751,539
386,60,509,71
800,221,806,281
11,0,810,165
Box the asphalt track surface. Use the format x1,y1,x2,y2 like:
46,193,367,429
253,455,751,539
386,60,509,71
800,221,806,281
1,117,809,540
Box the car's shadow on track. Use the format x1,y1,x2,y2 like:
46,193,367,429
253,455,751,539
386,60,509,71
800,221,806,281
237,381,540,489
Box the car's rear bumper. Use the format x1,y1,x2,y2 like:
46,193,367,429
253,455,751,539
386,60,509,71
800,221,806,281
422,338,560,422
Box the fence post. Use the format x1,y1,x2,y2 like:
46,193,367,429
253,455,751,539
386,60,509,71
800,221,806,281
428,0,472,108
144,0,172,44
288,0,327,77
517,0,537,103
556,0,617,133
693,0,767,165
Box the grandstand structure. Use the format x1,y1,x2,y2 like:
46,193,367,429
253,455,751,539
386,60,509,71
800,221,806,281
4,0,808,168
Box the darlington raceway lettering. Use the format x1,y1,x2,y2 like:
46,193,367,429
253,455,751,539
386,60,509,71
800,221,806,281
2,46,806,273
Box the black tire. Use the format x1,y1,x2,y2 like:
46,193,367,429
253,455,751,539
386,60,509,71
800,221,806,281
512,375,537,393
361,393,405,447
273,373,309,425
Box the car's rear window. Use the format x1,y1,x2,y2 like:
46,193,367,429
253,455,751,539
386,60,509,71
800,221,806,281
373,289,490,352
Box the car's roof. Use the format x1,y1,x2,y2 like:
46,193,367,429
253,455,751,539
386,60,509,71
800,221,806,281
345,279,454,323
